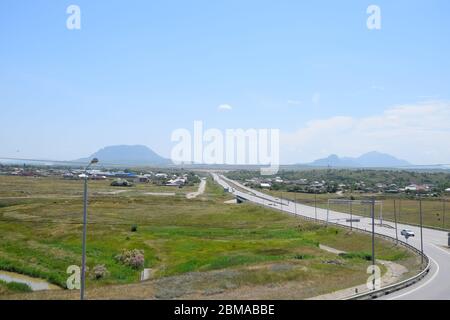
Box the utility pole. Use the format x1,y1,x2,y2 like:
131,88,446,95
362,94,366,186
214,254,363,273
349,201,353,230
280,191,283,212
80,158,98,301
393,199,399,244
294,192,297,215
371,198,376,290
419,196,424,265
314,191,317,222
326,200,330,226
443,198,446,229
380,202,383,226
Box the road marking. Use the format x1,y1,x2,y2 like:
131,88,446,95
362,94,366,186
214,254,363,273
431,243,450,256
217,175,445,300
387,256,439,300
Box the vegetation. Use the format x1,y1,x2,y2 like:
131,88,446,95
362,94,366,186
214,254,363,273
226,169,450,193
265,190,450,230
0,280,32,295
0,175,420,299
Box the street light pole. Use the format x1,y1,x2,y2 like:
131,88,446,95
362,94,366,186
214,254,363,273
314,191,317,221
80,158,98,300
294,192,297,215
349,201,353,230
280,191,283,213
443,198,446,229
419,196,424,265
371,197,376,290
393,200,399,244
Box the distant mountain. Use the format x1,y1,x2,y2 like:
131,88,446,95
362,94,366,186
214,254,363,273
309,151,411,168
76,145,172,166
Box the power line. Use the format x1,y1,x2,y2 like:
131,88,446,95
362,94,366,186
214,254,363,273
2,156,450,169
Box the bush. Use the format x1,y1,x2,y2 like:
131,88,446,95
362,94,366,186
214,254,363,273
293,254,314,260
115,249,145,269
339,252,372,261
131,224,138,232
91,264,109,280
0,280,32,293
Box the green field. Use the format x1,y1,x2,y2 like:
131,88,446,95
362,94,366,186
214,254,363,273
266,190,450,230
0,175,199,199
0,175,421,299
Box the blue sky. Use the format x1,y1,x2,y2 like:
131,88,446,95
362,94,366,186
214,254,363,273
1,0,449,164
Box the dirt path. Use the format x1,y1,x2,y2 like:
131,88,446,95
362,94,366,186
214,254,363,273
186,178,206,199
309,245,408,300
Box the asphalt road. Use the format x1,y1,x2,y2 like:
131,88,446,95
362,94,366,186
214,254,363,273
212,173,450,300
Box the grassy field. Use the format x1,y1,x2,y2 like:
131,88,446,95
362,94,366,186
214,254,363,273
266,190,450,230
0,175,421,299
0,175,199,199
0,280,32,295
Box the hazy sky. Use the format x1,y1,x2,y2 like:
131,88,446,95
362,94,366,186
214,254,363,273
1,0,449,164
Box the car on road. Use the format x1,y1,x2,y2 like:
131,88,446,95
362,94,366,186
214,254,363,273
401,229,415,237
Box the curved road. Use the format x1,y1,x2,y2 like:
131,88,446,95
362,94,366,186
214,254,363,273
212,173,450,300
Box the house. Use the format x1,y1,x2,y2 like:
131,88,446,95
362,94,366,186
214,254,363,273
137,175,150,183
445,188,450,193
114,172,137,179
260,183,271,188
405,184,430,193
63,172,76,180
375,183,387,191
90,175,107,180
166,177,186,187
405,184,417,192
111,178,133,187
385,184,400,193
308,181,326,193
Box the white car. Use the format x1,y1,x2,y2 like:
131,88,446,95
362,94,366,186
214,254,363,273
401,229,415,237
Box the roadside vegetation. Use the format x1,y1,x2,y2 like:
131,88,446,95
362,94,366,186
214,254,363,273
0,280,32,295
226,169,450,192
265,190,449,230
226,169,450,230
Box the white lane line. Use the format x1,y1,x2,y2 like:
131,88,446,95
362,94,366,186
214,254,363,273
431,243,450,256
219,176,446,300
387,256,439,300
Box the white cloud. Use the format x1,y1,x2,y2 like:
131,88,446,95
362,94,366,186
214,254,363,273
280,101,450,165
218,104,233,111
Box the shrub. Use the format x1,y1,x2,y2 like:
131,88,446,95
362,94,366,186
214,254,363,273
0,280,32,293
131,224,138,232
115,249,145,269
91,264,109,280
293,254,314,260
339,252,372,261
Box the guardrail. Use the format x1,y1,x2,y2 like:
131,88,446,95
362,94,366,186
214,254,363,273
227,182,431,300
296,214,431,300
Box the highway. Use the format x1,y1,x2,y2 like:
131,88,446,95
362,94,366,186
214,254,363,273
212,173,450,300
